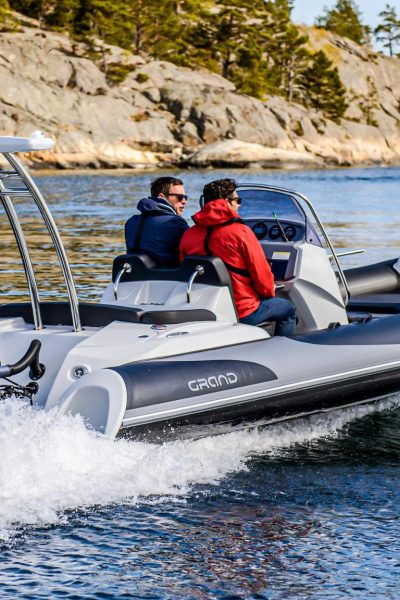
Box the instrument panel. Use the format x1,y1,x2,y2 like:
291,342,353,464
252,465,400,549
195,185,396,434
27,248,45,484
245,218,305,243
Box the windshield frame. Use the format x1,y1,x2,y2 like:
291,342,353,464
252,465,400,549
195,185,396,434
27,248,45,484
237,183,350,305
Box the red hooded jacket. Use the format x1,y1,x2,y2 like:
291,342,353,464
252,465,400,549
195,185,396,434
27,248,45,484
180,199,275,318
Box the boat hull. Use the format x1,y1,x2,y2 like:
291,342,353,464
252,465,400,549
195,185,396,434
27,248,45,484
117,364,400,441
55,314,400,440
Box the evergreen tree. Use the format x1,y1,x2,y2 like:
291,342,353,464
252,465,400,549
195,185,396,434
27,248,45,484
374,4,400,56
8,0,44,21
0,0,11,27
303,50,348,121
233,38,269,99
46,0,80,31
189,0,312,101
262,0,311,101
6,0,351,115
189,0,263,80
74,0,132,47
358,75,379,125
0,0,8,20
9,0,79,30
74,0,198,60
138,0,199,62
316,0,370,45
121,0,156,53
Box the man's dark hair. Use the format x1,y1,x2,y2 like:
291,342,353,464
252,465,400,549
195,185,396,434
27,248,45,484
151,176,183,198
203,178,237,204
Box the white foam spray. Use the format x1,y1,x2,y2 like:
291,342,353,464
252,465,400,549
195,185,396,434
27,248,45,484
0,396,398,540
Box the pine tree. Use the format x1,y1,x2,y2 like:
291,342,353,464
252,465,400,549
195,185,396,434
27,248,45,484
316,0,370,45
189,0,263,80
8,0,78,30
358,75,379,126
74,0,132,48
176,0,275,98
303,50,348,121
8,0,44,21
139,0,198,62
0,0,15,30
46,0,80,31
6,0,351,113
261,0,311,101
233,38,269,99
374,4,400,56
0,0,9,24
75,0,198,60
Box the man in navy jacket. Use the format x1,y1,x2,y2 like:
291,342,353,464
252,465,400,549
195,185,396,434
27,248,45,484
125,176,189,266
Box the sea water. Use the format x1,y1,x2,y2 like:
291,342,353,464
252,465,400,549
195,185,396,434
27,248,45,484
0,167,399,599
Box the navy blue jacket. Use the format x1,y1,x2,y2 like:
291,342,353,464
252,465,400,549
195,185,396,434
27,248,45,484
125,197,189,266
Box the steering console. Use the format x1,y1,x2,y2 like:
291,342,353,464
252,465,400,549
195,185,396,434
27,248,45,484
250,220,299,242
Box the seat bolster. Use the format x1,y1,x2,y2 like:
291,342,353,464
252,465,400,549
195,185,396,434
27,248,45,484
0,302,143,326
141,309,217,324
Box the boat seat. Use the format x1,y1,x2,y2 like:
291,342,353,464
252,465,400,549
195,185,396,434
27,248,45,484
347,293,400,314
256,320,276,335
0,302,143,327
112,253,234,295
344,258,400,297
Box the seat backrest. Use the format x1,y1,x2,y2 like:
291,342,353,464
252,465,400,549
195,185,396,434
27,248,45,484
106,253,237,323
112,253,234,295
112,253,157,280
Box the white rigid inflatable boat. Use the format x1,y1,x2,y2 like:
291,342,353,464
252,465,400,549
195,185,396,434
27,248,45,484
1,132,400,440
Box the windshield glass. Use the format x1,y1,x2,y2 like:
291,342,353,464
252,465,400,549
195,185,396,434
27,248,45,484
237,187,305,223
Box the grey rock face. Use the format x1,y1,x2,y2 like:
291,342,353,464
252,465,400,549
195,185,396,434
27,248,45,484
1,21,400,168
67,57,109,95
185,139,323,168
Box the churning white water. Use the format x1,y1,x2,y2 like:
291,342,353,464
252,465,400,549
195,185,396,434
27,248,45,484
0,396,399,540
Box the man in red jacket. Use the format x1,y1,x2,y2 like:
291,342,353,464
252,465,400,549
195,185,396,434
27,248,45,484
180,178,296,336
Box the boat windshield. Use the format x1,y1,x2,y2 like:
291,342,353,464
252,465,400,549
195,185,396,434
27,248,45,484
237,187,305,223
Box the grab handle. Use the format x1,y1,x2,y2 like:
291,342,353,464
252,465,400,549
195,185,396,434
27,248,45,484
328,249,365,260
187,265,205,303
114,263,132,300
0,339,45,379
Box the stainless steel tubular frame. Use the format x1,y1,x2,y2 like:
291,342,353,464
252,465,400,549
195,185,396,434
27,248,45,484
0,176,43,329
187,265,205,303
113,263,132,300
239,183,351,306
3,153,82,331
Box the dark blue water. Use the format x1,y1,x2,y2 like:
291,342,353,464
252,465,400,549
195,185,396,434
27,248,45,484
0,166,399,598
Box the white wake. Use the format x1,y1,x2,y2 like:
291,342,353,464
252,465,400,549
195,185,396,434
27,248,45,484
0,396,398,540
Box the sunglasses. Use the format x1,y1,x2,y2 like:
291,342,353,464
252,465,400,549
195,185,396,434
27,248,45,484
228,196,242,205
165,193,188,201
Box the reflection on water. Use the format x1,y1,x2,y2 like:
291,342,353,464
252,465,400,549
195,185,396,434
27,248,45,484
1,166,400,302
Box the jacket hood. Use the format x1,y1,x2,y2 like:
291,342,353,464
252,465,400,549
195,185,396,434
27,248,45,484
192,199,240,227
137,196,177,215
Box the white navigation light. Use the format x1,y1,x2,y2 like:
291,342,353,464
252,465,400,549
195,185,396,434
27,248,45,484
0,131,54,153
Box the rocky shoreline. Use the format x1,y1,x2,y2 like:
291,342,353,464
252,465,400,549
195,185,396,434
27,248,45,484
1,19,400,170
